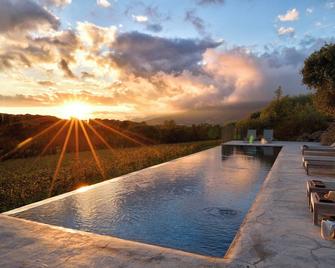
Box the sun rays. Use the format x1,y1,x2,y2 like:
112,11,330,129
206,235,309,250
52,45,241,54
48,119,75,197
0,112,156,197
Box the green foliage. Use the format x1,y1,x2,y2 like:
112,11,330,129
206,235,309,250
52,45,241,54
301,43,335,116
0,114,222,160
0,140,220,212
274,86,283,101
321,123,335,145
235,94,330,140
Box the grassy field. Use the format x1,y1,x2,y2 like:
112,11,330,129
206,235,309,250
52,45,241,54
0,140,220,213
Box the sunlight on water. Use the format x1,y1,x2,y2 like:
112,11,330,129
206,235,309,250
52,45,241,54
14,145,280,257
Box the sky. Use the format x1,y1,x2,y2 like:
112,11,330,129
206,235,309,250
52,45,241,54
0,0,334,120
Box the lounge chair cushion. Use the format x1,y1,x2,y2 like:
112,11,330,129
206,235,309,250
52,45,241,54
325,191,335,202
321,220,335,240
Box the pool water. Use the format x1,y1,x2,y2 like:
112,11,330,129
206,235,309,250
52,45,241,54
13,145,280,257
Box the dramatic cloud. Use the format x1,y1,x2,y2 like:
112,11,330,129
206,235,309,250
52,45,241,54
110,31,221,76
278,8,299,21
0,0,332,120
277,26,295,37
196,0,225,5
97,0,111,8
0,0,59,33
185,10,209,37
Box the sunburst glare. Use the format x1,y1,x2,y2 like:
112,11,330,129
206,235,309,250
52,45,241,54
59,101,93,121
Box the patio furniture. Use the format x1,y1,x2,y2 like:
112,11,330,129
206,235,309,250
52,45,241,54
307,180,335,209
301,143,335,155
311,192,335,225
244,129,257,143
261,129,273,144
303,150,335,157
321,219,335,240
303,155,335,163
304,160,335,175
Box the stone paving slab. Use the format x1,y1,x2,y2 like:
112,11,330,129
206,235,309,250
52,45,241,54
1,141,335,267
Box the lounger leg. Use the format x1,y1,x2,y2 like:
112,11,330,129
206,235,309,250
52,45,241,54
306,164,310,176
313,206,318,225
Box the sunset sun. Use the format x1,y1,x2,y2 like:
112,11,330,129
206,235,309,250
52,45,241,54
59,102,93,120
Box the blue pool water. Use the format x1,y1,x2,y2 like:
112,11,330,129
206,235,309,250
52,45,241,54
13,145,280,257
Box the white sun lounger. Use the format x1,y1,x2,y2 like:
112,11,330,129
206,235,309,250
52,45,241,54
262,129,273,144
303,155,335,163
304,160,335,175
311,192,335,225
244,129,257,143
302,143,335,154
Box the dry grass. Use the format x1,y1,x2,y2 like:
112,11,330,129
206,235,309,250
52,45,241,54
0,140,220,212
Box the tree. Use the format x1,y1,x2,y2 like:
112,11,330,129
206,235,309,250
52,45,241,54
274,86,283,101
301,43,335,116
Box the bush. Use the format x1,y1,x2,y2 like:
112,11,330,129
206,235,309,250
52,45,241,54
321,123,335,145
235,94,330,140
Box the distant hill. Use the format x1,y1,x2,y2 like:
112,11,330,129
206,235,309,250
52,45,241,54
140,102,269,125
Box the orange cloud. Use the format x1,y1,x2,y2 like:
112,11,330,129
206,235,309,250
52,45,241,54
203,48,263,103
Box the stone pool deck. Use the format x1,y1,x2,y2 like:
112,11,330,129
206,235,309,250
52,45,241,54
1,141,335,267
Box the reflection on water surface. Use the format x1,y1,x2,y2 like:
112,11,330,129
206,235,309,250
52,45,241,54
15,145,280,257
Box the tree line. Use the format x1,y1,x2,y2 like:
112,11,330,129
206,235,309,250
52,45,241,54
0,114,221,160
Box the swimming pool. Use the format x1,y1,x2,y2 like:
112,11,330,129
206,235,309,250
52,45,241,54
11,145,280,257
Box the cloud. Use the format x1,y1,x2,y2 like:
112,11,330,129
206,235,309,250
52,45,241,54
306,7,313,14
81,71,95,79
38,80,55,86
40,0,72,7
0,93,52,107
143,5,170,21
278,8,299,21
0,91,123,107
326,1,335,9
0,52,31,70
59,59,75,78
29,29,79,62
145,23,163,33
196,0,225,5
110,31,221,76
125,3,170,21
77,21,116,50
0,0,59,33
277,26,295,37
185,10,209,37
0,1,332,120
97,0,111,8
132,15,149,23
